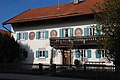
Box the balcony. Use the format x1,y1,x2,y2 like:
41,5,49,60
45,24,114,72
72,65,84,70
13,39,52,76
50,36,99,49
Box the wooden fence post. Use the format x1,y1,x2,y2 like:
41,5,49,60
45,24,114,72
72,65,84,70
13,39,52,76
84,64,86,71
39,63,43,75
51,64,56,74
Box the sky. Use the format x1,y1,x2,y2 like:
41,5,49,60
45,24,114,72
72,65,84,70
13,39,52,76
0,0,72,31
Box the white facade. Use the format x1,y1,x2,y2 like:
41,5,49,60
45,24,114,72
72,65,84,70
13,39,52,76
11,19,110,65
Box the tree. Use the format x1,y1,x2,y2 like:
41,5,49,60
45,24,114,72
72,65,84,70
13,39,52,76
93,0,120,73
0,33,20,63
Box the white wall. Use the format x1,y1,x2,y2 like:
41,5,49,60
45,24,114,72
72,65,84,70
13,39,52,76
12,19,104,64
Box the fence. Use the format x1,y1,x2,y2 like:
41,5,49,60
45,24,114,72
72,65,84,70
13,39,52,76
0,63,115,74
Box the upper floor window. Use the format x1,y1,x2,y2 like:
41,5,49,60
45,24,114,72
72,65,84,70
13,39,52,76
84,27,96,36
16,32,28,40
36,30,49,39
59,28,73,37
84,25,101,36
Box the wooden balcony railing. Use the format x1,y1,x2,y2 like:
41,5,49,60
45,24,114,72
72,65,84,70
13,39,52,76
50,36,99,49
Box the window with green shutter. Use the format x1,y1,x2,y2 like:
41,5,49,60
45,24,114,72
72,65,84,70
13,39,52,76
75,49,80,58
36,51,39,58
17,33,20,40
96,50,101,58
45,51,48,58
70,28,73,37
36,31,39,39
45,31,49,39
96,25,101,36
84,28,89,36
59,29,64,37
87,50,91,58
24,32,28,40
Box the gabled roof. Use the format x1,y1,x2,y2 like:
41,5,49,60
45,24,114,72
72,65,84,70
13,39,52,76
3,0,103,24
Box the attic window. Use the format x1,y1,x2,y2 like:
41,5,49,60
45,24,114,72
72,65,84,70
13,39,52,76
74,0,85,4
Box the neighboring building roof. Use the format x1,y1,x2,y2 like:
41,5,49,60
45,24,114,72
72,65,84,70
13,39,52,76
3,0,103,24
0,30,11,37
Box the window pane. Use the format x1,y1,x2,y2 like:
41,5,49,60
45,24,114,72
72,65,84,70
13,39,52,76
65,29,68,37
43,51,45,57
39,51,42,57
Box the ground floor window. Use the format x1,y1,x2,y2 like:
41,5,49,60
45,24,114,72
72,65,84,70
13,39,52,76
36,49,48,58
19,49,28,59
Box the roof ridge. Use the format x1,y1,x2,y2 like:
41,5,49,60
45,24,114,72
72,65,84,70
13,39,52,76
30,2,73,10
3,0,103,24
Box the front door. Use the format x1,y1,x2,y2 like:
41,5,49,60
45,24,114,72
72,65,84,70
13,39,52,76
63,50,70,65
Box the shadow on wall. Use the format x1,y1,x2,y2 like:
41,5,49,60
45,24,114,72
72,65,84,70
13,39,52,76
19,42,34,64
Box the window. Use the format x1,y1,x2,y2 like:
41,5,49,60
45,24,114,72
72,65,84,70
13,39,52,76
75,49,80,58
36,50,48,58
89,28,95,36
59,28,73,37
17,32,28,40
39,51,45,57
36,30,49,39
84,27,97,36
96,50,101,58
19,49,28,59
87,50,91,58
100,50,106,58
65,29,68,37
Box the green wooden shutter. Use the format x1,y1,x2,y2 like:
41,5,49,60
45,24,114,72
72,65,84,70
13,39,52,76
45,31,49,39
96,50,101,58
87,50,91,58
96,25,101,36
59,29,64,37
24,32,28,40
36,51,39,58
17,33,20,40
45,51,48,58
84,28,89,36
70,28,73,37
36,31,39,39
75,49,80,58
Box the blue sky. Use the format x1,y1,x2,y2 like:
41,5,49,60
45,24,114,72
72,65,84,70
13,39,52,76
0,0,72,31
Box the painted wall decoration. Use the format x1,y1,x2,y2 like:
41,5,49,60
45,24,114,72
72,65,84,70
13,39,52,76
75,28,83,36
29,32,35,40
50,30,57,37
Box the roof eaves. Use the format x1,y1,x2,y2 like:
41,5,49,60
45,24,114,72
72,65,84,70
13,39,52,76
3,9,32,25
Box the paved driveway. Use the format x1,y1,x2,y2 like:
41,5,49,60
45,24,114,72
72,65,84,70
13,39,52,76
0,73,89,80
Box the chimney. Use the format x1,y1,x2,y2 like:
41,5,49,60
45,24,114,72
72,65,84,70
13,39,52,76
74,0,79,4
74,0,85,4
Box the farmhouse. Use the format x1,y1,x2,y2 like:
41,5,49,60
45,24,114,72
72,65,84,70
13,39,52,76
3,0,112,65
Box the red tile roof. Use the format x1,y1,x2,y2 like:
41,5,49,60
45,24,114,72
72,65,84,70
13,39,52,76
3,0,103,24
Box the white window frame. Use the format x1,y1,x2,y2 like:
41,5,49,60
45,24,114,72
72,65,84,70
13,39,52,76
38,30,46,39
39,51,45,58
63,28,71,37
38,48,46,58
